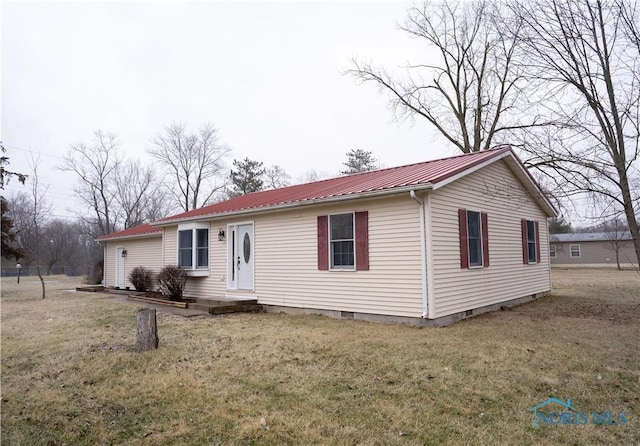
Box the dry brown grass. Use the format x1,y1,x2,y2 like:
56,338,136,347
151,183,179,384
1,270,639,445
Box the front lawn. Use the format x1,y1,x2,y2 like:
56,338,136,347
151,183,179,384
1,269,638,445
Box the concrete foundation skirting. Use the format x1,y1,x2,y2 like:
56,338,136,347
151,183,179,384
262,291,550,327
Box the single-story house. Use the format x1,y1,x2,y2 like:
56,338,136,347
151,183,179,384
97,147,557,325
550,231,638,267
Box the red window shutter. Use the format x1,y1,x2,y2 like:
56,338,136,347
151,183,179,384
317,216,328,270
481,212,490,267
355,211,369,271
521,219,529,264
458,209,469,269
535,220,541,263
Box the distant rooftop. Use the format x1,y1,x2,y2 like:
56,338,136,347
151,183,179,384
550,231,633,243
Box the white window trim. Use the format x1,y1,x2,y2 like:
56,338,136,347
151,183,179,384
549,244,557,258
177,222,210,273
570,244,581,258
329,212,356,271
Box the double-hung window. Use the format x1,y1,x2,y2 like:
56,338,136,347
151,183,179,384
330,213,355,269
458,209,489,268
550,244,557,258
521,219,541,264
467,211,483,267
570,244,581,258
526,220,537,263
317,211,369,271
178,223,209,270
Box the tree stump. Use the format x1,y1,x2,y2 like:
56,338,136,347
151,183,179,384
136,308,159,352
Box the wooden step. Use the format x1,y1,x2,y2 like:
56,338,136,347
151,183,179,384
207,304,263,315
191,299,257,308
76,286,105,292
127,295,188,308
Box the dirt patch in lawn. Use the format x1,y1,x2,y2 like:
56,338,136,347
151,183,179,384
552,300,640,324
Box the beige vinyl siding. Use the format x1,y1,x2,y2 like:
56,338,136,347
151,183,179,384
103,236,163,289
429,159,551,318
255,197,423,317
103,242,117,287
163,226,177,266
161,224,220,297
161,196,424,317
183,221,228,298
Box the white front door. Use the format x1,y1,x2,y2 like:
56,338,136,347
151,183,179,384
228,223,254,290
116,247,125,288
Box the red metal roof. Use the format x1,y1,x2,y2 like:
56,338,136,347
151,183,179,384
96,223,162,241
156,147,512,224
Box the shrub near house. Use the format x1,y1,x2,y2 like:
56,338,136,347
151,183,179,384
128,266,154,292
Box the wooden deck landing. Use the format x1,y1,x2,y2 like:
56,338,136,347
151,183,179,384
126,295,262,315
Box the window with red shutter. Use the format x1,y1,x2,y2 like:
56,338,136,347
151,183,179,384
355,211,369,271
318,211,369,271
522,219,539,264
459,209,489,268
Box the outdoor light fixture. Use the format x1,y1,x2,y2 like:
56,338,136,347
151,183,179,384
121,249,128,257
218,229,226,241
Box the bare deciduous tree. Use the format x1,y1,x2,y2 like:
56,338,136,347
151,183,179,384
149,122,230,212
264,165,291,189
512,0,640,267
348,1,544,153
114,159,170,228
42,219,80,275
601,217,629,270
27,155,50,299
60,131,122,236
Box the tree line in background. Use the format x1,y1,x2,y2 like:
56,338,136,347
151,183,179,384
3,0,639,272
1,131,377,277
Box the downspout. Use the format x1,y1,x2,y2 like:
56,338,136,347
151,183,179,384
410,190,429,318
101,242,106,286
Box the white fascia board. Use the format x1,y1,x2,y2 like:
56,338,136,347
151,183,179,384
431,151,512,191
95,232,163,243
432,151,557,218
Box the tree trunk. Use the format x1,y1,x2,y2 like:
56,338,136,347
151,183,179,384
136,308,159,352
36,264,45,299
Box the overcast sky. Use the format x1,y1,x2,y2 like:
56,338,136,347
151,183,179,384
2,1,453,219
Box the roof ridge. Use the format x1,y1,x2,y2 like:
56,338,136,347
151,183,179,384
147,146,529,226
244,147,510,192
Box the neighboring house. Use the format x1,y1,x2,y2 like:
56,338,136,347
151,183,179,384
550,231,638,267
97,147,556,325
